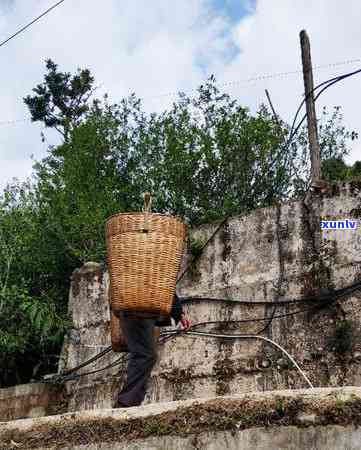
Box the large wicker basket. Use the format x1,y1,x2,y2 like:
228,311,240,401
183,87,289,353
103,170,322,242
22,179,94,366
105,195,187,317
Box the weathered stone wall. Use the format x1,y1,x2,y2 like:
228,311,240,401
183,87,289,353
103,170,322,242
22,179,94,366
0,383,65,422
57,262,124,413
59,182,361,412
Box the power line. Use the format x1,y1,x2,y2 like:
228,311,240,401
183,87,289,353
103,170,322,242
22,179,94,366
162,331,314,388
0,117,31,126
1,59,360,128
287,66,361,148
143,57,361,101
0,0,66,49
41,278,361,385
0,58,361,125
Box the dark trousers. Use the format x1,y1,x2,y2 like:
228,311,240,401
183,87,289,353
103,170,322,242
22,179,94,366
117,316,158,407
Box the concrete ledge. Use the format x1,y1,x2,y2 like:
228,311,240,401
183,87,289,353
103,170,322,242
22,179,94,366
0,382,67,422
2,387,361,449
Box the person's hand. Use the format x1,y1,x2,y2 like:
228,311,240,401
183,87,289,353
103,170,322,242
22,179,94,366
179,313,191,330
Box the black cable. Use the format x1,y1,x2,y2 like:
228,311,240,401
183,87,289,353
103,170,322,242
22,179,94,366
293,68,361,134
176,216,229,284
157,299,324,347
177,280,361,332
287,67,361,149
181,279,361,307
55,345,112,377
255,304,278,334
275,67,361,188
60,355,128,382
42,279,361,383
157,281,361,348
45,294,329,383
177,302,327,330
0,0,66,49
42,347,120,384
177,67,361,285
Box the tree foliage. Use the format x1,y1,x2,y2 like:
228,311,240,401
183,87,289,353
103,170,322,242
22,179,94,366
0,183,70,386
0,61,359,387
24,59,95,141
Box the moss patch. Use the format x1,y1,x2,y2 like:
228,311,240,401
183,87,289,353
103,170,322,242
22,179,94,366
329,319,355,355
2,395,361,449
160,367,195,384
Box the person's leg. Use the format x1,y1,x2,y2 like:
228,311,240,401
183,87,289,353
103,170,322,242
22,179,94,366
117,317,158,407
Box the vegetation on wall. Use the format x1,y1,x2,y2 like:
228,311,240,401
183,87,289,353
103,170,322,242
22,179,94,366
0,60,359,387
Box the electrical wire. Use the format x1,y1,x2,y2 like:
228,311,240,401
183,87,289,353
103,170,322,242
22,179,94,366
177,217,229,284
181,277,361,307
160,329,314,388
0,118,30,126
182,280,361,329
1,58,360,127
58,355,128,383
143,57,361,101
0,0,66,49
286,67,361,149
156,279,360,347
51,345,112,380
255,304,278,334
175,66,361,285
42,277,361,384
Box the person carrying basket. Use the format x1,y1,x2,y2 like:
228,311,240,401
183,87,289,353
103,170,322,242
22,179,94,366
115,293,191,408
106,193,191,408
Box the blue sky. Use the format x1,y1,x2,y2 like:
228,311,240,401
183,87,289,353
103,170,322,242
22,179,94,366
211,0,256,23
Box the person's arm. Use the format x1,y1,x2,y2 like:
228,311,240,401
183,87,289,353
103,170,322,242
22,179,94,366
155,294,191,328
170,293,183,325
171,294,191,329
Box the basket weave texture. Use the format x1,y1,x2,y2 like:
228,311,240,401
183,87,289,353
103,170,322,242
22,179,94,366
110,311,160,352
110,311,127,352
106,212,187,317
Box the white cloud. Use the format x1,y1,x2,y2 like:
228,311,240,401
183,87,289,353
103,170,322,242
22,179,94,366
218,0,361,165
0,0,360,193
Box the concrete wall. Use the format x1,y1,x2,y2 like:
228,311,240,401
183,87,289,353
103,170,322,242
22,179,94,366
0,383,65,422
57,262,125,413
58,182,361,411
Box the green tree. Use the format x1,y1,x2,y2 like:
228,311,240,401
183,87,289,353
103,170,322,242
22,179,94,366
350,161,361,178
24,59,96,141
321,158,361,183
0,182,70,386
290,105,358,193
32,95,145,262
132,83,290,225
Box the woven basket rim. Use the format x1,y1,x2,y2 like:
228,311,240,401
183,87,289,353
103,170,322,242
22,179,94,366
105,211,187,226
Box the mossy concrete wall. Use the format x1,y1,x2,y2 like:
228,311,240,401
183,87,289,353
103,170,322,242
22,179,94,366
57,183,361,412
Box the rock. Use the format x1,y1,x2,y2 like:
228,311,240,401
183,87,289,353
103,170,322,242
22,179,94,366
69,329,81,345
84,261,101,269
276,358,289,369
257,358,271,369
297,412,318,424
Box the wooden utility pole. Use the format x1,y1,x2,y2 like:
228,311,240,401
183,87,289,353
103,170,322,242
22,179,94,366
300,30,321,185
